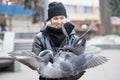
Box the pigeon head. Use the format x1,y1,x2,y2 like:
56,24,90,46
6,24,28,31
39,50,53,63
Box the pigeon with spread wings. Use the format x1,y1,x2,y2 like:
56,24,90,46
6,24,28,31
8,38,108,79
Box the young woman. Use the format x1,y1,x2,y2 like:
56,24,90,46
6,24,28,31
32,2,85,80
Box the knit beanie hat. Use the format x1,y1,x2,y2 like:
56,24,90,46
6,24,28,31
47,2,67,21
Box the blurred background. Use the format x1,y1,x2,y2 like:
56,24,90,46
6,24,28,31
0,0,119,35
0,0,120,80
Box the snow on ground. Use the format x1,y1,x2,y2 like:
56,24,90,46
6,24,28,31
87,35,120,45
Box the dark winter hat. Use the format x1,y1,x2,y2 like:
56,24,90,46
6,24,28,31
47,2,67,21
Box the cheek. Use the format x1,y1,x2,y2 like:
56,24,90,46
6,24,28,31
51,22,58,27
51,20,59,24
51,20,57,24
50,19,67,28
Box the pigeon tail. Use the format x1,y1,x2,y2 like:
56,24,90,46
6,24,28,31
73,25,95,47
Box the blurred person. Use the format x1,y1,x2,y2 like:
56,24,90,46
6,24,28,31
32,2,85,80
0,17,7,32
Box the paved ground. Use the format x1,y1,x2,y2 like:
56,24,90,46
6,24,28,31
0,63,39,80
80,49,120,80
0,49,120,80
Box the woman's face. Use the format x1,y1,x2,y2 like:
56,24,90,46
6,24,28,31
50,15,67,28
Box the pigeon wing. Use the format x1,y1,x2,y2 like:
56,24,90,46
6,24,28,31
9,50,43,70
68,53,108,73
85,54,108,69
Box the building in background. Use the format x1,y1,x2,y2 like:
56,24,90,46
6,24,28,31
0,0,100,34
49,0,101,37
0,0,41,32
0,0,21,5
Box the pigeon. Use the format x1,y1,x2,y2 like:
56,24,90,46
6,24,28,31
8,38,108,78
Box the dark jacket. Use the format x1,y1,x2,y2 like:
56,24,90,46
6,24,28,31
32,22,85,80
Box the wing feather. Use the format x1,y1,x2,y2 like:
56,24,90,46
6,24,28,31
85,54,108,69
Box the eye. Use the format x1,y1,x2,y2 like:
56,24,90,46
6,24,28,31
53,17,58,20
60,17,64,20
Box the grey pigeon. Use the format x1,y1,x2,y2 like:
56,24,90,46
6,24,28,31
8,38,108,78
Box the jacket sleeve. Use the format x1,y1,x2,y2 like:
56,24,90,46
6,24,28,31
32,33,44,56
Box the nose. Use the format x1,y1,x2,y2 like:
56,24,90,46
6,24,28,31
57,19,62,24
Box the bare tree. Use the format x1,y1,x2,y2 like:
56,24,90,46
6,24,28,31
99,0,113,35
